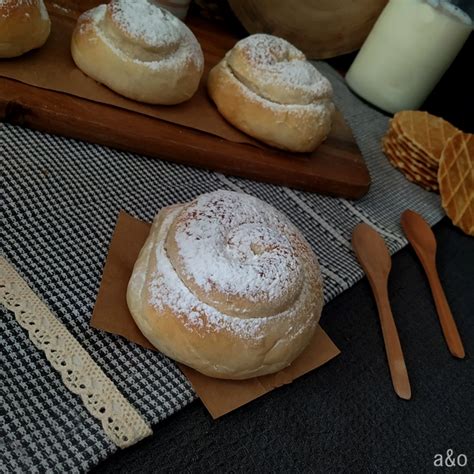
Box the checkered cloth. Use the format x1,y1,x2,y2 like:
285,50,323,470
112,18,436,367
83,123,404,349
1,63,444,472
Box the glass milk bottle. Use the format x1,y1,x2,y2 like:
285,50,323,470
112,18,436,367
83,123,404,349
345,0,473,113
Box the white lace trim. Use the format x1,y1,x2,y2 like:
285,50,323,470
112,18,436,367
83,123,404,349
0,256,153,448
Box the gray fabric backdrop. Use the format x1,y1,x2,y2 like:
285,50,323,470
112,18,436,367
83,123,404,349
0,63,444,472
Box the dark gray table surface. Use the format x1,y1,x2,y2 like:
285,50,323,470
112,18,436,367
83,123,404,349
92,218,474,473
92,35,474,473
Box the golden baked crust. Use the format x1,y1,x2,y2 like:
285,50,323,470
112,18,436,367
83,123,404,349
208,34,335,152
127,191,324,379
71,0,204,104
0,0,51,58
438,132,474,236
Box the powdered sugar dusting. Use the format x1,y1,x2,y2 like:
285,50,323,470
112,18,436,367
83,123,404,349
242,34,296,66
276,60,325,89
241,33,306,67
0,0,48,19
147,203,315,339
228,33,333,106
172,191,303,306
224,61,332,119
0,0,33,5
109,0,181,48
82,1,203,73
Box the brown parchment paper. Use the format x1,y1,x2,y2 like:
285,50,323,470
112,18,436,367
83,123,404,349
0,0,259,146
91,211,341,418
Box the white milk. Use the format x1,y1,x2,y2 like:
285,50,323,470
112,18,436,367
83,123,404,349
345,0,472,113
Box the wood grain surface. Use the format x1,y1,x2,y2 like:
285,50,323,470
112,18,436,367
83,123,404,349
352,224,412,401
0,3,371,198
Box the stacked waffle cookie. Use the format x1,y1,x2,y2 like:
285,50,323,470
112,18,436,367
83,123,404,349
383,111,473,236
383,111,459,192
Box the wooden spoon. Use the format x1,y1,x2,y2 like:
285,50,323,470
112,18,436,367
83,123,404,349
401,210,465,359
352,223,411,400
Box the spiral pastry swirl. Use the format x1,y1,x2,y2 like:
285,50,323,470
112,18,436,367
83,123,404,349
208,34,335,152
226,34,333,107
128,190,324,379
71,0,204,104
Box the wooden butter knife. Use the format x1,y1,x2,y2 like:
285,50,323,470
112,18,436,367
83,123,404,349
352,223,412,400
401,210,465,359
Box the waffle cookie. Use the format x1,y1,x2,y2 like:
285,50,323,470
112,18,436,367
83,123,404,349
382,111,460,193
438,132,474,236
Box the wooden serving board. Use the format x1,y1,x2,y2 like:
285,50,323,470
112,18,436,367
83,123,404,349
0,9,370,199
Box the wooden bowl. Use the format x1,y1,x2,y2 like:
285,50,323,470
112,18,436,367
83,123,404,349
227,0,388,59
